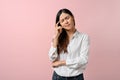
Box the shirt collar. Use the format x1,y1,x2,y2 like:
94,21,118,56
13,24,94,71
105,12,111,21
72,29,79,39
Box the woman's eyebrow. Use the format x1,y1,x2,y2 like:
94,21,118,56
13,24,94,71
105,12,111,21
61,15,69,20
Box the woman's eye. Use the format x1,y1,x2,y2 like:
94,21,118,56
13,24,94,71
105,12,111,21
66,16,69,20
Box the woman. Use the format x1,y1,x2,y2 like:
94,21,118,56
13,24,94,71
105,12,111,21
48,8,90,80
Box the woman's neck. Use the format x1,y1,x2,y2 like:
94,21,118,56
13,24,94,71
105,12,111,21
66,28,76,40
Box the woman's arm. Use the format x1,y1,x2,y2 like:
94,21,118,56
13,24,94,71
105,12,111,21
52,60,66,67
52,34,90,69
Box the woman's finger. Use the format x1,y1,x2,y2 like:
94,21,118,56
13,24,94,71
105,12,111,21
55,21,60,27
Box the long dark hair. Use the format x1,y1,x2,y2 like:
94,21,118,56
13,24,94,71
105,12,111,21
55,8,75,54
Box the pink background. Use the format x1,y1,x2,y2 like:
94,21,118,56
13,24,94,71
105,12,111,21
0,0,120,80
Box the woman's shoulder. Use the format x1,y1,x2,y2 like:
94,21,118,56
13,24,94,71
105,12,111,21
77,31,90,43
77,31,89,38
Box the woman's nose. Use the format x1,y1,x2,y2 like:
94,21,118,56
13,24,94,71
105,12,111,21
64,20,68,24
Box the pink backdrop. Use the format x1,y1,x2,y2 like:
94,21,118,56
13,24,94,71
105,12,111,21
0,0,120,80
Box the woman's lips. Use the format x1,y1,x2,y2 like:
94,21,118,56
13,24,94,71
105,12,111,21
66,24,70,26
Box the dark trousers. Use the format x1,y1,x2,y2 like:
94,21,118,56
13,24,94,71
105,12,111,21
52,71,84,80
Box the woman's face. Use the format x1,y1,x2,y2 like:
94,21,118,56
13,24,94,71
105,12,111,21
59,12,75,31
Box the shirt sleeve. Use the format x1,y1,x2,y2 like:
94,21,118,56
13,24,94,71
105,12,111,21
48,42,58,62
66,34,90,69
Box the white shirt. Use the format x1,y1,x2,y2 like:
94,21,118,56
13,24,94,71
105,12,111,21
48,30,90,77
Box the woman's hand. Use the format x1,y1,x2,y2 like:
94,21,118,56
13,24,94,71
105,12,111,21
52,60,66,67
52,21,63,48
54,21,62,38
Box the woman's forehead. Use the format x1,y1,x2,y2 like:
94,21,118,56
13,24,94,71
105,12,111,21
60,13,70,20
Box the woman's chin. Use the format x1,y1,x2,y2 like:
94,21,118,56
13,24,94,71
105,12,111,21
64,28,72,31
64,26,71,30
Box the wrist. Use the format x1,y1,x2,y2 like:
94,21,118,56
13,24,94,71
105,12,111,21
54,33,60,38
53,39,58,48
61,60,66,66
